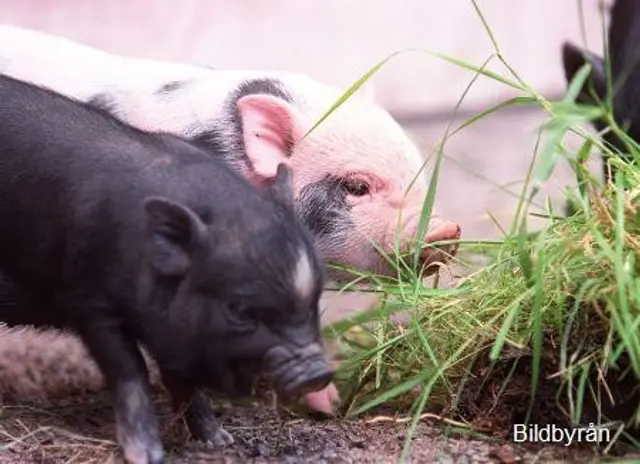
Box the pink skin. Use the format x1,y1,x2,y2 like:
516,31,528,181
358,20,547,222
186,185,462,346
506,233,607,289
301,382,341,415
239,94,462,414
238,93,462,275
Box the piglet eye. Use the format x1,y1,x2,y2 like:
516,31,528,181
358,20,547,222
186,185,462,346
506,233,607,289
227,300,258,326
342,178,370,197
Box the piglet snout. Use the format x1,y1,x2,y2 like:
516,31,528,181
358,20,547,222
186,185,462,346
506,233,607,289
420,221,461,273
424,221,461,244
263,344,334,402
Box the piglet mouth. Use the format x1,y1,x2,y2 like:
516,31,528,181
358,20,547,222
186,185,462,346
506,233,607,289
263,344,334,402
382,221,461,276
420,221,461,274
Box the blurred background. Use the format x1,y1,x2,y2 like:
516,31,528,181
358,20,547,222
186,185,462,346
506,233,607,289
0,0,610,319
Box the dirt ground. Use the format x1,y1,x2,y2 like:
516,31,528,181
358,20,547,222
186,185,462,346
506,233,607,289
0,108,623,463
0,396,604,463
0,329,604,463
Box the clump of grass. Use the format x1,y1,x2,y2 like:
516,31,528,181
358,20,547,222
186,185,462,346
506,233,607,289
316,0,640,460
331,176,640,423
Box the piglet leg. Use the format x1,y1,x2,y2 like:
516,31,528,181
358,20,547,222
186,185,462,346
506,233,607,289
160,369,234,448
79,326,164,464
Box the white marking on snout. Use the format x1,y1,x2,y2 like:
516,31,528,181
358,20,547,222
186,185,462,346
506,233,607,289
293,248,315,303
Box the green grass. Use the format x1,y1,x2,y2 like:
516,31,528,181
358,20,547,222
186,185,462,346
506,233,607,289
308,1,640,461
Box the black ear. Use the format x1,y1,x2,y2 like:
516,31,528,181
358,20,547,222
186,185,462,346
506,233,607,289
562,41,607,105
269,163,295,209
144,196,208,276
608,0,640,74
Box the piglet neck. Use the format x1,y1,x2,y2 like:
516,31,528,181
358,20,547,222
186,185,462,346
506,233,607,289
135,271,200,372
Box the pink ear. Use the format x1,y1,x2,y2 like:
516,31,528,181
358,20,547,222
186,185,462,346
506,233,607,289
236,94,302,180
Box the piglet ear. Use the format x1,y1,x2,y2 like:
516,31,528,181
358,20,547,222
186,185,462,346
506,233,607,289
561,41,607,105
144,196,208,276
269,163,295,210
237,94,302,181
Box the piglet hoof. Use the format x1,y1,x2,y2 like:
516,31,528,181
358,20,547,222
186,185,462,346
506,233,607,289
182,392,234,448
203,426,235,449
123,447,165,464
112,379,165,464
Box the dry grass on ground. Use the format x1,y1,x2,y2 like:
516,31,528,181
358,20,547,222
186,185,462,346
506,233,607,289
0,329,608,463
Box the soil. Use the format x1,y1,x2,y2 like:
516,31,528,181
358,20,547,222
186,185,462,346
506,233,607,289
457,323,640,442
0,329,615,464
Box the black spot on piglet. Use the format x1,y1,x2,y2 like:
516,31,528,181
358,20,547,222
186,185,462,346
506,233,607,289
296,176,353,238
155,80,190,97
